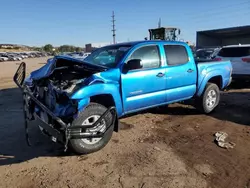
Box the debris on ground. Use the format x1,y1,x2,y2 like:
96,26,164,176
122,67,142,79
214,132,236,149
153,146,161,151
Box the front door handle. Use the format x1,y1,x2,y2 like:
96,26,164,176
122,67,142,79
187,69,194,73
156,72,165,77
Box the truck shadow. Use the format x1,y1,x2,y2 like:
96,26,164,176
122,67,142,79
227,80,250,90
145,81,250,126
0,88,67,166
122,81,250,127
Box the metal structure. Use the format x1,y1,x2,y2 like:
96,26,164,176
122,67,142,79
148,27,181,41
196,25,250,49
111,11,116,44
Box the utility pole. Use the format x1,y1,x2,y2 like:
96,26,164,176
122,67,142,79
111,11,116,44
158,18,161,28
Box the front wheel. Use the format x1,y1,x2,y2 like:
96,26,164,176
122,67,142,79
68,103,114,155
195,83,220,114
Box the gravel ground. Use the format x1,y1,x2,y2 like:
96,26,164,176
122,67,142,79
0,57,250,188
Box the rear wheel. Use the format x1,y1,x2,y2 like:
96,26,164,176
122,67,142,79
195,83,220,114
68,103,114,155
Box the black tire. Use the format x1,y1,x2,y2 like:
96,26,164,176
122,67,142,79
68,102,114,155
195,83,220,114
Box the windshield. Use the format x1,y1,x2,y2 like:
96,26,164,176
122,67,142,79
84,45,132,68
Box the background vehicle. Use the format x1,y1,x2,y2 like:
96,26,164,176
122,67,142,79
0,53,9,61
14,40,232,155
194,48,220,61
8,53,23,61
213,44,250,80
67,52,91,60
20,53,29,58
1,54,14,61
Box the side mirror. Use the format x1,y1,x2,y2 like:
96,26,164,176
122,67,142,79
123,59,142,73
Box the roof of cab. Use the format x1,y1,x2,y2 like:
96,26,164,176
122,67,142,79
105,40,189,47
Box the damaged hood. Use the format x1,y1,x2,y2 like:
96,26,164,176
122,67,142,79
28,55,108,81
25,55,120,96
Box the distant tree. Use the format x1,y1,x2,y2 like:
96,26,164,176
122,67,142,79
43,44,53,52
58,45,78,52
75,47,82,52
33,47,42,51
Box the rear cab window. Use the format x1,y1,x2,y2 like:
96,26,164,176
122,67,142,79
163,45,189,66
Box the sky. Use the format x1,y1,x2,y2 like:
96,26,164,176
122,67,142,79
0,0,250,47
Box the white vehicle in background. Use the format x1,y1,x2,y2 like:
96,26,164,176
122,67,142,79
0,56,9,61
213,44,250,80
0,57,5,62
83,52,91,58
68,52,91,60
19,53,28,58
8,53,23,61
0,53,9,61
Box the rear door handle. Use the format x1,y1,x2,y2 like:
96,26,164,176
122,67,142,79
156,72,165,77
187,69,194,73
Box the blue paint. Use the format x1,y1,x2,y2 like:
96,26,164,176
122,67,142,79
77,98,90,112
26,40,232,119
29,58,55,80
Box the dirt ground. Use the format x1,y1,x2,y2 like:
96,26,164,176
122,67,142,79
1,57,250,188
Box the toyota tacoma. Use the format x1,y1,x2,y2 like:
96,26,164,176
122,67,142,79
13,40,232,154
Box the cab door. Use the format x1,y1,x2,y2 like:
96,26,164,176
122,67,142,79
121,44,167,113
163,44,197,102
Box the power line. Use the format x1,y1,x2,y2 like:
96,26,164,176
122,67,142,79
111,11,116,44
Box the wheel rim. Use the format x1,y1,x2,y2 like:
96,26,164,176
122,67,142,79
206,89,217,109
81,115,106,145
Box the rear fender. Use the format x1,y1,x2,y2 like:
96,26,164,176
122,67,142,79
197,70,223,96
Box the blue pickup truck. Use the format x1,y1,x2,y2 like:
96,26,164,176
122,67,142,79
13,40,232,154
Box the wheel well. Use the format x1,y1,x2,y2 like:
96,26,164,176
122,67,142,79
90,94,119,132
90,94,115,108
208,76,222,89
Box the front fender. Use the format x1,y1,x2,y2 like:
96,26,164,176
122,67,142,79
71,83,123,116
197,70,224,96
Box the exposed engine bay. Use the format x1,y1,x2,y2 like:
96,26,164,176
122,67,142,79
26,57,106,123
38,58,103,92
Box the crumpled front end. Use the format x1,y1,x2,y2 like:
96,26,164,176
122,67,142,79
13,57,117,151
24,56,107,118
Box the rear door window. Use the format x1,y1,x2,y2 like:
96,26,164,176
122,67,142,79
218,47,250,57
164,45,189,66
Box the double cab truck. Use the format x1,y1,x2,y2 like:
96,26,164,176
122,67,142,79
13,40,232,154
